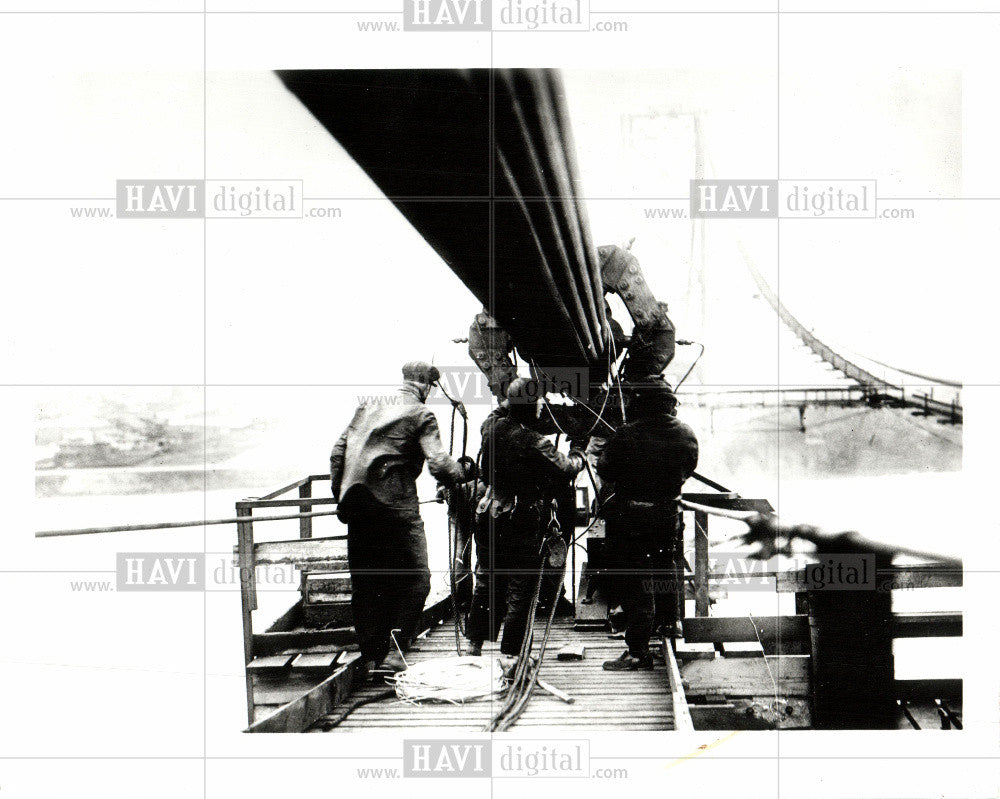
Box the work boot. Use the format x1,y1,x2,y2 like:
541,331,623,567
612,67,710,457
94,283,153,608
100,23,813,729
602,650,654,671
377,652,408,674
356,659,378,683
659,620,684,639
466,640,483,657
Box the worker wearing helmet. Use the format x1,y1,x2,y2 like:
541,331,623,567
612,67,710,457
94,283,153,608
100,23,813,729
330,361,467,676
597,378,698,671
465,377,586,666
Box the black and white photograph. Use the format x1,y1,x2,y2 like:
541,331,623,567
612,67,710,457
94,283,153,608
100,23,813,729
3,4,1000,798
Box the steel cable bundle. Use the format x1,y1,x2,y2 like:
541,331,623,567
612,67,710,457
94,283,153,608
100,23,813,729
275,68,609,372
486,533,567,732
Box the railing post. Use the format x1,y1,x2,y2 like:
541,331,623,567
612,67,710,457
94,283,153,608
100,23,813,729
674,511,687,625
236,502,257,726
694,510,710,617
299,482,313,539
807,545,895,729
298,482,314,595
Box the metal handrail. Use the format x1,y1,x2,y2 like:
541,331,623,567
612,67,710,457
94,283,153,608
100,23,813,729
35,509,343,538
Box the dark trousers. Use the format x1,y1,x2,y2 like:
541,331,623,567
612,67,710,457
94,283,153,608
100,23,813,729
451,522,474,611
604,504,682,657
466,505,543,656
447,486,477,612
346,501,431,664
536,485,573,614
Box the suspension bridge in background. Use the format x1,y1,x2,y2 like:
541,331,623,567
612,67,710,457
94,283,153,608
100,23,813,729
678,247,962,428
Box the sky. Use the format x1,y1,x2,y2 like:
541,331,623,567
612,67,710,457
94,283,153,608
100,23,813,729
20,67,967,441
207,67,965,391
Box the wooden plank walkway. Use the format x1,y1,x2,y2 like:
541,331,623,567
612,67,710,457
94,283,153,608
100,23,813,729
319,618,676,732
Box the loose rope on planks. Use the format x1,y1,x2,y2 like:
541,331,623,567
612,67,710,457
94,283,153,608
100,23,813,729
386,656,507,705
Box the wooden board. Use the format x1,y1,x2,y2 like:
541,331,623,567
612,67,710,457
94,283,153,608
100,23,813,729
556,644,586,661
664,639,694,732
775,565,962,592
243,538,347,569
721,642,765,658
306,591,353,605
291,652,341,671
249,653,361,733
320,619,678,733
253,627,355,657
253,671,338,706
246,594,453,731
681,655,810,698
681,612,961,645
674,641,717,661
306,574,353,596
682,615,808,644
303,601,353,628
246,654,294,673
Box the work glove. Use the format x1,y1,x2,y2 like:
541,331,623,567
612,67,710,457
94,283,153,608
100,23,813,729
458,455,479,482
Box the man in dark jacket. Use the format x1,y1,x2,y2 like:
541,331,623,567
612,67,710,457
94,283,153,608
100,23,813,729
597,378,698,671
466,378,586,663
330,361,466,673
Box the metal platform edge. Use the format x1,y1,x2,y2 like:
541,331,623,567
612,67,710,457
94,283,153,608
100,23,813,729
663,636,695,732
244,595,452,733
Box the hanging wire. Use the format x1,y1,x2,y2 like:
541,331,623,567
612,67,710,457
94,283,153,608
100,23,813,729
748,612,781,713
529,357,572,438
438,383,471,655
580,335,615,438
675,341,705,390
560,390,617,433
529,353,617,441
486,530,567,732
571,499,614,546
446,506,463,655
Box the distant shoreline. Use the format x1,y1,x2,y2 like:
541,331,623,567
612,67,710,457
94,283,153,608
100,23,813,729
35,466,304,498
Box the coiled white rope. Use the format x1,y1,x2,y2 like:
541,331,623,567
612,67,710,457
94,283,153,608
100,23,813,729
386,656,506,705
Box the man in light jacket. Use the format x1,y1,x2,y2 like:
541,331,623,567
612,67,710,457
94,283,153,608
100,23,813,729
331,361,466,673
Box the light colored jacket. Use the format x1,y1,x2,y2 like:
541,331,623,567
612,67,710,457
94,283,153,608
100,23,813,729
331,383,465,518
